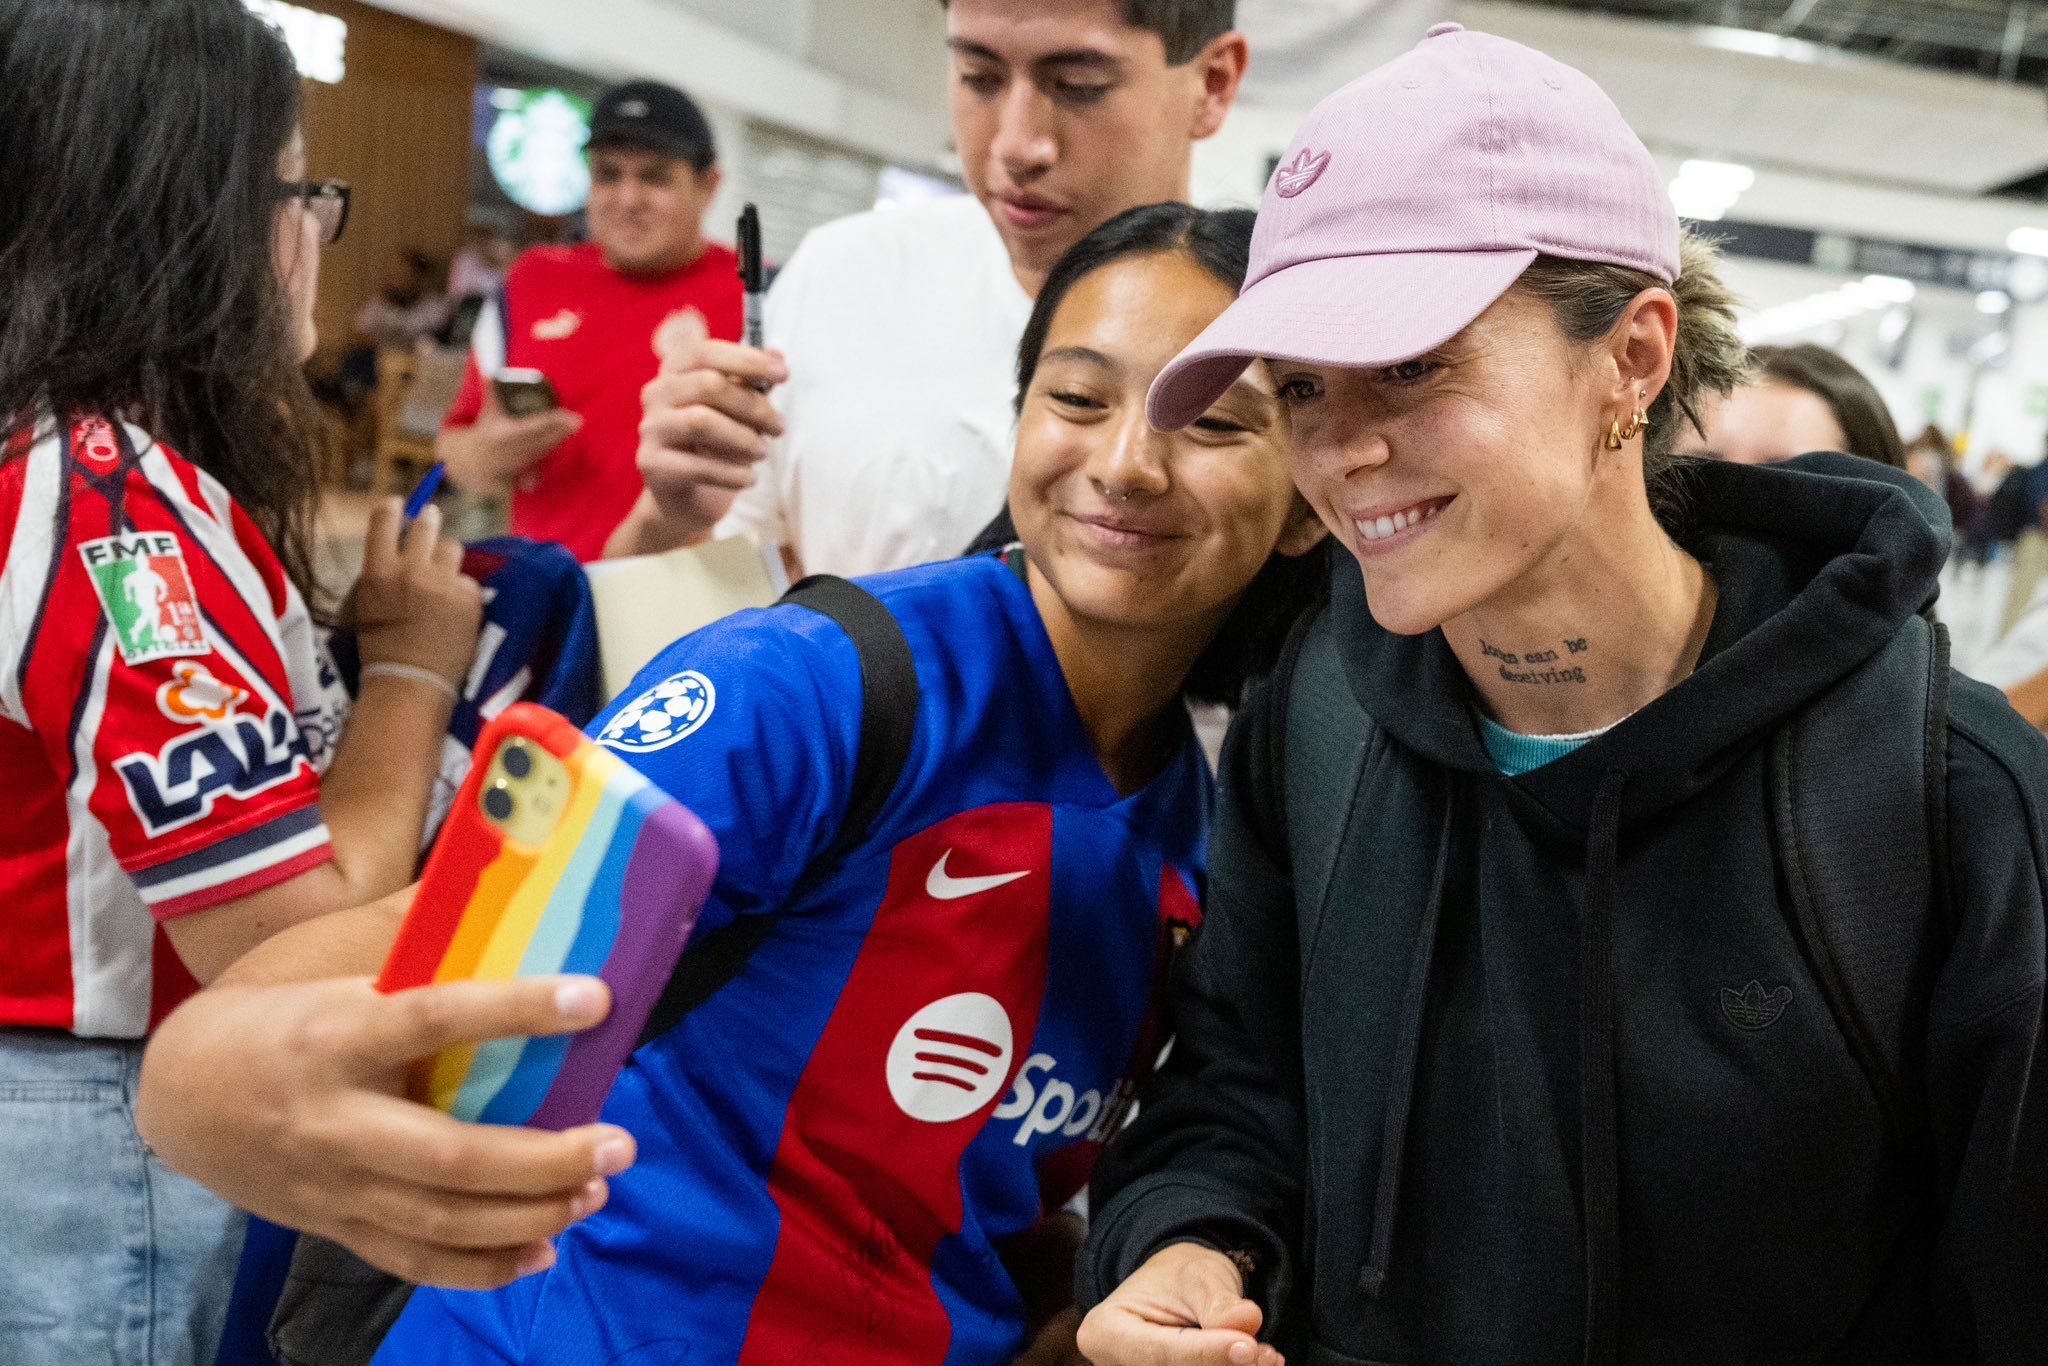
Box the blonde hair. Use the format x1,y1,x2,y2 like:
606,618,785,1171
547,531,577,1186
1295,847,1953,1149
1517,230,1752,458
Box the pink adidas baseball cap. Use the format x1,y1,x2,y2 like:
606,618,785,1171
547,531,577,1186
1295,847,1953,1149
1149,23,1680,431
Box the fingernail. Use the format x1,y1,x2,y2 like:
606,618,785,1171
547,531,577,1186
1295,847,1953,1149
515,1243,556,1278
1228,1344,1254,1365
593,1136,634,1177
554,979,605,1020
569,1179,605,1220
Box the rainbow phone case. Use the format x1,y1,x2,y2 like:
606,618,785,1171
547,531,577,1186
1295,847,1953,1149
376,702,718,1130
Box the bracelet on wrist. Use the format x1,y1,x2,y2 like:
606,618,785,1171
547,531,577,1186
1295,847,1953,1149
360,661,459,701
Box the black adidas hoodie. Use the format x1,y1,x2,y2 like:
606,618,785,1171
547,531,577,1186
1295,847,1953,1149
1081,455,2048,1364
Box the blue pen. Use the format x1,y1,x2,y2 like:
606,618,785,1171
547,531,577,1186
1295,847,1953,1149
403,462,446,521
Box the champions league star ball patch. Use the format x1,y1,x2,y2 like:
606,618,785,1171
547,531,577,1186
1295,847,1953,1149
599,670,716,753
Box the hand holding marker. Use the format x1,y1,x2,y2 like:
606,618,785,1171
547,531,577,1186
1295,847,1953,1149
738,203,769,390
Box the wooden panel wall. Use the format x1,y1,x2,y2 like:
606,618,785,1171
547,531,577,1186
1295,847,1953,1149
295,0,478,367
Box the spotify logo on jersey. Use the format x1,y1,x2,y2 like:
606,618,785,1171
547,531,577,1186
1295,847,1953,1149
885,993,1015,1124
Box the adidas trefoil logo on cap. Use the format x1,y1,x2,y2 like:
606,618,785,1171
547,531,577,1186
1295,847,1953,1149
617,99,648,118
1719,980,1793,1031
1274,148,1332,199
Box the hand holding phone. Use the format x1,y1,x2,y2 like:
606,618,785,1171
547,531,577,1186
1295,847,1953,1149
378,703,718,1129
492,368,560,418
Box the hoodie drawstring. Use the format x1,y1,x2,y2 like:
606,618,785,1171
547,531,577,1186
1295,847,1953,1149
1356,779,1455,1300
1579,769,1628,1366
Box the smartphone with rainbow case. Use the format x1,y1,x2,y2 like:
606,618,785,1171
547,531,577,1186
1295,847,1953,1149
376,702,718,1129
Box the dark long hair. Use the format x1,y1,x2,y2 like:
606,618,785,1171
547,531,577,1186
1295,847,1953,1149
1750,344,1907,470
969,202,1331,708
0,0,327,606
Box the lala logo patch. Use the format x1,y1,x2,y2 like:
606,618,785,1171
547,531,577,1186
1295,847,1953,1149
1275,147,1332,198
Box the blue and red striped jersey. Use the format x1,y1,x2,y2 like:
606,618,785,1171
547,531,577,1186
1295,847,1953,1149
377,554,1211,1364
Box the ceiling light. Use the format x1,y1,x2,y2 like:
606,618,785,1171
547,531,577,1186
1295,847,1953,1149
1978,290,2013,314
1668,159,1755,223
1677,159,1756,194
244,0,346,84
1691,26,1824,64
1860,274,1915,303
1669,184,1731,220
2009,227,2048,257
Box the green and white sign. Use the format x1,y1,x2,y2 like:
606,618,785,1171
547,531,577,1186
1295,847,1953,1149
487,88,593,217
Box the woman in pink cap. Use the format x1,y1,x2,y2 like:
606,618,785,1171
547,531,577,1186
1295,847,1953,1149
1076,24,2048,1366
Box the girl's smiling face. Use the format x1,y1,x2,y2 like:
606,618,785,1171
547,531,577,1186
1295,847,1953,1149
1010,248,1322,645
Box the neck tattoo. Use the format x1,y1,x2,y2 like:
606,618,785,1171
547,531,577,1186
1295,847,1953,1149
1481,635,1592,686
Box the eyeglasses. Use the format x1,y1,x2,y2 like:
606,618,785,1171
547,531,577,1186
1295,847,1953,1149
280,179,351,247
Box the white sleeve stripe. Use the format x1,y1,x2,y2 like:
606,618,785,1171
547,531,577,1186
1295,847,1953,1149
0,429,65,724
66,618,151,1040
135,822,332,906
472,295,507,379
136,439,292,680
190,462,238,536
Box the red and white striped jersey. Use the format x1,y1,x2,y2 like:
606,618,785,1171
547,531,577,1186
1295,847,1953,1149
0,416,347,1037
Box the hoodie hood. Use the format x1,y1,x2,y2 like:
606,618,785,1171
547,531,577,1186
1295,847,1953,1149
1336,452,1951,833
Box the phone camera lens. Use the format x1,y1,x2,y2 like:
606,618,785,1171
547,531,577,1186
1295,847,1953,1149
503,745,534,780
483,786,515,822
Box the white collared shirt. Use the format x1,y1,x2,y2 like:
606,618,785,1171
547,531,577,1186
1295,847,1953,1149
715,195,1033,577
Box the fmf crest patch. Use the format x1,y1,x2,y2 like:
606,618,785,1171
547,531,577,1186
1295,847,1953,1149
79,533,208,665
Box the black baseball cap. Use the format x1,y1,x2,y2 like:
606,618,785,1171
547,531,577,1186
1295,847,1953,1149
587,81,717,171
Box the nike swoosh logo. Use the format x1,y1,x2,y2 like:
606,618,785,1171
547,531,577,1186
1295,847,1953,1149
926,850,1032,901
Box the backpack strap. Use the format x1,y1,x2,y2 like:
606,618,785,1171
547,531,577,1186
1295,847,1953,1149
1769,615,1951,1145
785,576,921,867
636,575,919,1046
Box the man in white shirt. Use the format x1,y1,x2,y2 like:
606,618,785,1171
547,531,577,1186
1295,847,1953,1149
605,0,1249,576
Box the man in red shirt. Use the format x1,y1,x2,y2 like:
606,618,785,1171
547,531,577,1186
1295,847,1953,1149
440,81,743,561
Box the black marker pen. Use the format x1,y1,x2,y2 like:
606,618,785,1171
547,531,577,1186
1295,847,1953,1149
738,203,764,351
738,203,769,391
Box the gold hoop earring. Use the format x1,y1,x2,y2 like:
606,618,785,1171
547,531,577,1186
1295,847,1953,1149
1605,419,1625,451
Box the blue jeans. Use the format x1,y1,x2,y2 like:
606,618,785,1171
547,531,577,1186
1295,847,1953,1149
0,1028,245,1365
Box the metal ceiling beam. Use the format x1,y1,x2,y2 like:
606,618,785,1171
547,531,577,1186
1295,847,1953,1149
1776,0,1825,33
1523,0,2048,72
1998,1,2030,80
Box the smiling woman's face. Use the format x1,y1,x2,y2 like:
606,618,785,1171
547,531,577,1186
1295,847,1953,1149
1009,248,1316,642
1277,286,1620,636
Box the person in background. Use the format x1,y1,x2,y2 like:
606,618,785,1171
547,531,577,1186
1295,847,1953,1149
442,222,522,350
439,80,742,562
1902,424,1987,551
447,221,519,306
608,0,1249,574
1075,26,2047,1365
1676,341,1906,468
0,1,483,1361
354,249,451,352
337,249,452,403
